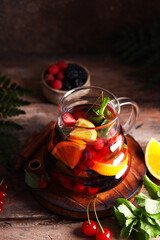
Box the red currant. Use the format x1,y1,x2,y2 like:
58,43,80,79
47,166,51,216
0,200,4,207
74,182,85,194
38,180,47,189
1,183,8,192
0,191,6,199
82,220,98,236
96,228,112,240
94,138,104,150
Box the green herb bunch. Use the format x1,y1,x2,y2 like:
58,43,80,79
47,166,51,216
0,72,31,167
108,18,160,88
113,175,160,239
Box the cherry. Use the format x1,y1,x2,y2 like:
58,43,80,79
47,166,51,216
93,198,112,240
82,220,98,236
82,198,98,236
0,191,6,200
0,200,4,207
1,183,8,192
96,228,112,240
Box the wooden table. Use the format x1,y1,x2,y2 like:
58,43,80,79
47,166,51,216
0,55,160,240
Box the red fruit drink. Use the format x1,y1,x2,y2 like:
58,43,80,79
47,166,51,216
46,103,130,195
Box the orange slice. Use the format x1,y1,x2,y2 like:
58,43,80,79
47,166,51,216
91,150,129,176
70,118,97,141
145,137,160,180
51,141,85,169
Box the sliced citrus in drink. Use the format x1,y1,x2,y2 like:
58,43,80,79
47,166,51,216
70,118,97,141
145,137,160,180
51,141,85,169
91,149,129,176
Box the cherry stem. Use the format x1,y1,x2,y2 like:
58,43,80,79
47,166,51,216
87,198,93,225
0,178,4,186
93,197,104,234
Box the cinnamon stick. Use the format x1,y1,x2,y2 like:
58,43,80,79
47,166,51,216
15,121,55,171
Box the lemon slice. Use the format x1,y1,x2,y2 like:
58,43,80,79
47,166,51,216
145,137,160,180
70,118,97,141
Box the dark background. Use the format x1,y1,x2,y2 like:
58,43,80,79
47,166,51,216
0,0,159,57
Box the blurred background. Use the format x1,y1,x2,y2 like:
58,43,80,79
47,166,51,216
0,0,159,57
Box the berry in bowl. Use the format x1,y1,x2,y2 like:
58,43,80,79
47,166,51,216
41,61,91,104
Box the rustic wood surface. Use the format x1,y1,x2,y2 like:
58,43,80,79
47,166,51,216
0,55,160,240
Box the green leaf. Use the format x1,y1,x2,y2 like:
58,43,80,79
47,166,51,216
113,206,126,227
132,229,150,240
120,219,137,239
93,97,110,117
115,198,139,215
144,175,160,199
136,193,160,214
117,204,136,219
25,170,40,188
140,215,160,238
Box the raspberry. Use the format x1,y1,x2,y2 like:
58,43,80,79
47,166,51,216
46,74,54,83
57,61,68,70
56,71,64,81
94,138,104,150
51,80,62,90
48,64,59,75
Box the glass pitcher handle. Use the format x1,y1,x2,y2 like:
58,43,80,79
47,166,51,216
118,97,139,135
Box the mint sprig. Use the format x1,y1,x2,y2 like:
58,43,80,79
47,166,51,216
113,175,160,239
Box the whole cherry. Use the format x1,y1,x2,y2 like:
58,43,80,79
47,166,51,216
82,199,98,236
96,228,112,240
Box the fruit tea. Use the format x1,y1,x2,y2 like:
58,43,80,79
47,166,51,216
46,97,131,195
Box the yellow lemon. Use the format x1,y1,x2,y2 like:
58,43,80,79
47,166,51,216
145,137,160,180
70,118,97,141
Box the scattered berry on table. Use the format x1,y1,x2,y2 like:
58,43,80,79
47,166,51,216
0,191,6,200
96,228,112,240
0,200,4,207
82,220,98,236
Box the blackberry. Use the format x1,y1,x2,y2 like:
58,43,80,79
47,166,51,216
73,78,84,87
65,64,87,82
62,78,73,90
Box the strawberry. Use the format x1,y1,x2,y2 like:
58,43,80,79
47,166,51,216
63,113,76,125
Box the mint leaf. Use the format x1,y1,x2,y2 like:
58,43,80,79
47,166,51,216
99,97,110,116
140,215,160,238
117,204,136,219
144,175,160,199
113,206,126,227
88,116,103,125
93,97,110,117
132,229,150,240
136,193,160,214
145,212,160,226
135,192,149,207
116,198,140,215
120,219,137,239
25,170,39,188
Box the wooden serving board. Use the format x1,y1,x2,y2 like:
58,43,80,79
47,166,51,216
28,135,146,219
